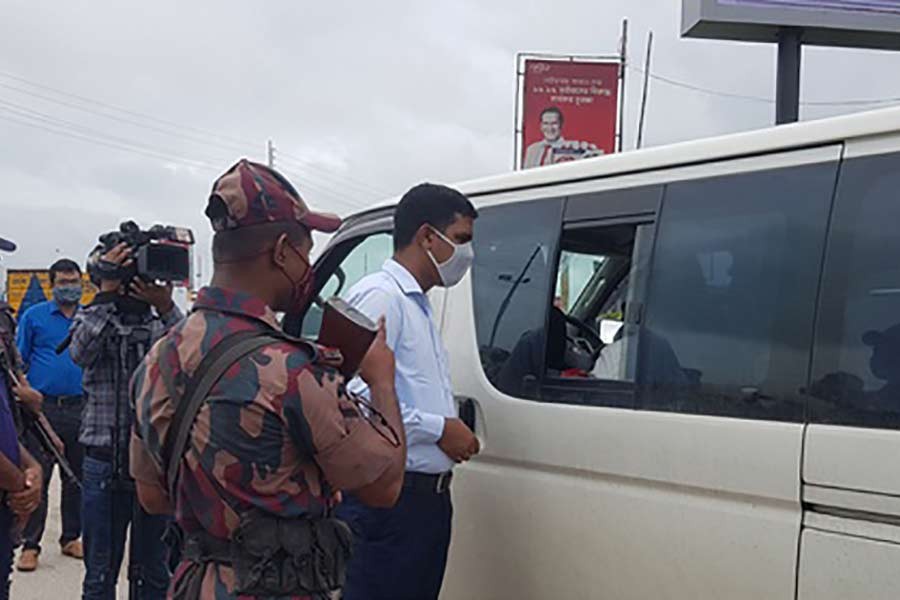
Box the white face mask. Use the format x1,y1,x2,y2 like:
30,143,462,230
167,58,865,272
427,227,474,288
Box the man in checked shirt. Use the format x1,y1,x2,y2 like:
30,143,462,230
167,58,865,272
69,242,183,600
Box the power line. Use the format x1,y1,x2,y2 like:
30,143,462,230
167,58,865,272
0,107,372,215
0,85,384,201
0,70,392,198
0,81,251,155
0,98,232,166
626,63,900,107
278,167,374,213
277,164,373,208
0,113,222,172
277,155,388,199
276,149,391,197
0,70,258,148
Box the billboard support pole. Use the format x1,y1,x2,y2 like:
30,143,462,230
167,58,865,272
514,54,524,170
776,27,802,124
637,31,654,150
617,18,628,153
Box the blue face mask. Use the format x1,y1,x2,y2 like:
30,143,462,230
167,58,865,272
53,284,83,305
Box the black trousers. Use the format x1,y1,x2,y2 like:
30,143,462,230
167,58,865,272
22,397,84,552
337,476,453,600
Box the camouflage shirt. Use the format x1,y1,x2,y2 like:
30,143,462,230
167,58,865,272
130,286,397,599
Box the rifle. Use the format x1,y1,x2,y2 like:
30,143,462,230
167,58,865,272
4,366,81,490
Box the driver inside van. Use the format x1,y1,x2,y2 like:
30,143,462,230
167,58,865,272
495,298,688,397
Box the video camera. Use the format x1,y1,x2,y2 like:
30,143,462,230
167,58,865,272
88,221,195,285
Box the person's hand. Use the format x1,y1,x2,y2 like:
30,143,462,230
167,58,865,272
8,466,42,519
99,243,131,292
438,418,480,463
12,380,42,415
359,317,395,389
130,279,174,315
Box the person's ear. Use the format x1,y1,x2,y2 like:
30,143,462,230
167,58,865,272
272,233,290,268
415,224,435,250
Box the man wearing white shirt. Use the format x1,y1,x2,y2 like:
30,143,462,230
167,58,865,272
337,183,480,600
523,106,604,168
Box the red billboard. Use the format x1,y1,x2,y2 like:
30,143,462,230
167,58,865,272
519,59,620,170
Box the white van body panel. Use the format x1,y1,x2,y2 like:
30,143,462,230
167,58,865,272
442,278,802,599
329,106,900,599
798,529,900,600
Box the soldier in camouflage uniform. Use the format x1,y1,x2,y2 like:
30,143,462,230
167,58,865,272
129,159,406,599
0,235,44,600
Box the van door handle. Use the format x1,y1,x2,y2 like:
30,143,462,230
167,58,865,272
456,395,477,431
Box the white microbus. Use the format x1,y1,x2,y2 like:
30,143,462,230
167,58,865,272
296,106,900,599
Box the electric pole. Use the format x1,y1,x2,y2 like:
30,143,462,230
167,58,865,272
617,18,628,153
637,31,654,150
267,139,275,168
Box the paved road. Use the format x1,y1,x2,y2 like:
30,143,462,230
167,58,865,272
11,474,129,599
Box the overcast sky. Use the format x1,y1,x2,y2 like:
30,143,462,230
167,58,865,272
2,0,899,287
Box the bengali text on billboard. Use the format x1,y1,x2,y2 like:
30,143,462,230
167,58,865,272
520,59,619,170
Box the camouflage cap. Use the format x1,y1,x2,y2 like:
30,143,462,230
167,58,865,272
0,236,15,252
206,159,342,233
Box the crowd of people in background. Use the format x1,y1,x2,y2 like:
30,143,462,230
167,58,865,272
0,159,480,600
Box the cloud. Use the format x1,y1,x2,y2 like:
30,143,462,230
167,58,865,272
1,0,897,287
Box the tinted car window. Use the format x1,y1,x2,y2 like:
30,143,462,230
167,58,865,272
639,161,837,421
471,199,563,398
810,152,900,429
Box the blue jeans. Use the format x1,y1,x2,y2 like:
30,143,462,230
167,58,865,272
81,455,170,600
0,506,13,600
337,482,453,600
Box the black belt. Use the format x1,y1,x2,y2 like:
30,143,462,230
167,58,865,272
85,446,113,461
404,471,453,494
43,395,83,406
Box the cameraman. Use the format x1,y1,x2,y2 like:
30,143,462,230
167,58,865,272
70,242,183,600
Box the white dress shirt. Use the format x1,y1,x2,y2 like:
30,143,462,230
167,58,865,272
345,259,456,474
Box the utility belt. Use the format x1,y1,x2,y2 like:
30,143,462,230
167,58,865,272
42,394,84,407
178,509,352,598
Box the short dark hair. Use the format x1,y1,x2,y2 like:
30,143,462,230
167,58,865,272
541,106,564,125
212,220,311,264
49,259,82,284
393,184,478,251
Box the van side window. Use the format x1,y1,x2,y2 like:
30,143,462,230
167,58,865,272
302,232,393,338
639,162,836,421
472,199,564,399
536,221,654,408
810,153,900,429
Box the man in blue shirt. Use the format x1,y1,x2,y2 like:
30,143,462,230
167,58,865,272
15,258,86,571
337,183,480,600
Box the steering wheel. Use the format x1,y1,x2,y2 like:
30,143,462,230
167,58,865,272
313,266,347,308
563,313,604,362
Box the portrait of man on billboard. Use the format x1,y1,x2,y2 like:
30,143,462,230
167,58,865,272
523,107,604,169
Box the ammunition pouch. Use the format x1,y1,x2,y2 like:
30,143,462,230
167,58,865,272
182,510,353,597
